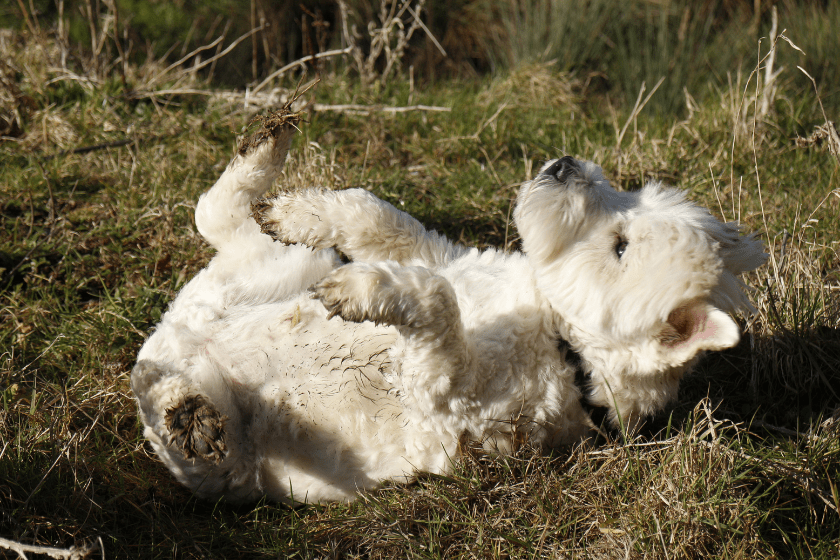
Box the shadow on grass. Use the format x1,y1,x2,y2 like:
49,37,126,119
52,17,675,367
656,326,840,433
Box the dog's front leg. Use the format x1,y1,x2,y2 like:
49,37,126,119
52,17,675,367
312,262,475,418
253,189,463,268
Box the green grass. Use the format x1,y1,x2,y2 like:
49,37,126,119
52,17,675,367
1,17,839,559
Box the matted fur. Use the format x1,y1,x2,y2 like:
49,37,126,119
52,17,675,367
132,120,766,503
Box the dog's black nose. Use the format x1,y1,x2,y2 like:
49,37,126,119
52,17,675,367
543,156,580,183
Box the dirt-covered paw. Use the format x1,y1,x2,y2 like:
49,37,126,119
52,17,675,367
251,193,331,249
250,195,298,244
250,197,286,241
237,107,301,156
311,264,379,324
165,394,228,464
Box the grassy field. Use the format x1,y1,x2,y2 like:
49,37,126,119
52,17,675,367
1,3,840,557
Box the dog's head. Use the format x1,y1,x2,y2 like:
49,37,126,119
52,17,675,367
514,157,768,426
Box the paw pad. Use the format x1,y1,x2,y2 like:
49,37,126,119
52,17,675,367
165,395,228,464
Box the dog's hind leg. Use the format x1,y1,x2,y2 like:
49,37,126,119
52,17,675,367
131,359,261,501
188,107,338,298
312,262,475,420
253,188,465,268
195,110,300,252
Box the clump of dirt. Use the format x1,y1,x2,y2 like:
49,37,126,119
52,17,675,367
237,79,319,155
237,105,304,156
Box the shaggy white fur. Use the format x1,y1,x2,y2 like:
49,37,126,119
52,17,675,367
132,113,767,503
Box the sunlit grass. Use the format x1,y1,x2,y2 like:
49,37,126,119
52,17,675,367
1,19,838,558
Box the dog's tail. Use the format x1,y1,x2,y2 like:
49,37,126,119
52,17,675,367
195,106,302,251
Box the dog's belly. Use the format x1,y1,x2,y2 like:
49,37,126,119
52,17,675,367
144,292,454,501
225,298,417,493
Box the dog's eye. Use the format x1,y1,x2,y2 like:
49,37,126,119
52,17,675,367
615,238,628,258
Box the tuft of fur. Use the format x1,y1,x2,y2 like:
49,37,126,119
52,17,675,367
131,116,767,503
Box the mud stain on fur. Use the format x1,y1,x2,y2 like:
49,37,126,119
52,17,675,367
165,395,229,464
250,197,280,238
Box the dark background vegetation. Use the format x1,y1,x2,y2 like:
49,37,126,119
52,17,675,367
2,0,838,113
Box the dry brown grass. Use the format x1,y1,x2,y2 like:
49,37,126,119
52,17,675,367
479,62,580,111
298,400,840,559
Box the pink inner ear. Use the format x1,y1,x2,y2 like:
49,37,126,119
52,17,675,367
664,304,716,350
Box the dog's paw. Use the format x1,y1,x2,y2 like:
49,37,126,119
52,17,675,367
311,262,452,331
237,107,301,157
251,195,297,244
165,394,228,464
311,263,380,324
251,193,332,248
250,197,286,241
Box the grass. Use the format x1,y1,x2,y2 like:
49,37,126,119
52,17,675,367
1,13,840,559
474,0,840,116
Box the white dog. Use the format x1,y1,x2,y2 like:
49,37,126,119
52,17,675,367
131,109,766,503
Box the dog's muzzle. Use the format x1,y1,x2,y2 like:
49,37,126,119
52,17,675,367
542,156,581,183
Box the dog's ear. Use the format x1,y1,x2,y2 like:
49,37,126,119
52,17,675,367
709,223,768,275
657,301,740,363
